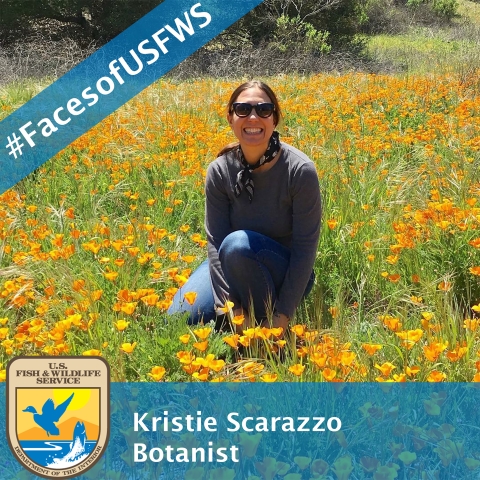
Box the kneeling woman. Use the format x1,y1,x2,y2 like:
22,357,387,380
168,80,322,333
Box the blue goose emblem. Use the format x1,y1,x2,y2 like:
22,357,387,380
22,393,74,436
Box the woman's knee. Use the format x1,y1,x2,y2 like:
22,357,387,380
218,230,253,265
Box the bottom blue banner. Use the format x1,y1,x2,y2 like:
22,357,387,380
1,383,480,479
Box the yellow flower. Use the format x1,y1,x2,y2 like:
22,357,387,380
184,292,197,305
127,247,140,257
289,364,305,376
103,271,118,281
238,335,251,347
386,255,398,265
216,300,235,314
177,351,195,364
427,370,446,382
193,354,225,373
223,334,240,349
120,342,137,354
395,329,423,342
421,311,434,321
114,320,130,331
375,362,396,377
232,314,245,325
140,294,159,306
329,306,339,318
148,366,166,381
83,349,101,356
395,329,423,349
380,315,402,331
423,341,448,361
192,368,209,381
120,302,137,315
238,362,264,376
290,324,305,336
327,219,338,229
193,341,209,352
179,334,191,344
322,368,337,381
174,274,187,286
193,327,212,340
464,319,480,331
362,343,382,355
261,373,278,382
438,280,452,291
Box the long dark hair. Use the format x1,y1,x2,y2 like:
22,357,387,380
217,80,283,158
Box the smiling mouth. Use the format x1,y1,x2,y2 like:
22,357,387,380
244,128,263,134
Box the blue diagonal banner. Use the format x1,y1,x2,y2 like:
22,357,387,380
0,0,263,194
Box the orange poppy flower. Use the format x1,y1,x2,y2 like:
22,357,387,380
289,364,305,376
193,341,209,352
184,292,197,306
362,343,382,356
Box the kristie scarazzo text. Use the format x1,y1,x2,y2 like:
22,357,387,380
132,410,342,464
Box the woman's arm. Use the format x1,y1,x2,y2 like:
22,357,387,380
275,161,322,320
205,161,232,311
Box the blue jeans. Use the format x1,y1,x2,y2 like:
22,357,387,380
167,230,314,325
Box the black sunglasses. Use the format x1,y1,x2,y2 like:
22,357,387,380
231,102,275,118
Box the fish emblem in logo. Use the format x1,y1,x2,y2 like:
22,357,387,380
7,356,109,479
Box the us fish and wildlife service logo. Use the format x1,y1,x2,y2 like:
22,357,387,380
6,356,110,479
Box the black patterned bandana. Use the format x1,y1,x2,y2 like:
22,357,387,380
234,131,281,203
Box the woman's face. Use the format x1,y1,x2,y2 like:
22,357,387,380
227,87,276,154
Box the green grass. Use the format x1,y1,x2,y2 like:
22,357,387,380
457,0,480,23
364,0,480,74
366,30,480,73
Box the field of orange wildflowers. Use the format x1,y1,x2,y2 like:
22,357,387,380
0,72,479,383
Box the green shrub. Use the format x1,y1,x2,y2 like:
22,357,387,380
273,15,331,54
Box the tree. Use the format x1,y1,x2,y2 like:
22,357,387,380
232,0,367,49
0,0,164,47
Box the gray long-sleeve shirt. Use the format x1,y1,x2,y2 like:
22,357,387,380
205,143,322,319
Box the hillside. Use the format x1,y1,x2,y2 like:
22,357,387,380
365,0,480,74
